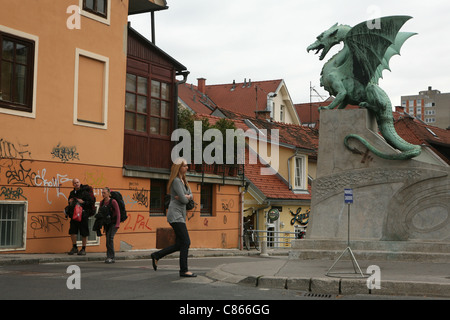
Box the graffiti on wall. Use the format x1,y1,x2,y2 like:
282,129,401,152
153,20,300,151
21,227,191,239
221,199,234,212
0,138,32,160
85,171,106,188
34,168,71,204
132,188,149,208
123,213,152,231
4,160,36,186
0,186,27,200
51,143,80,163
30,214,68,237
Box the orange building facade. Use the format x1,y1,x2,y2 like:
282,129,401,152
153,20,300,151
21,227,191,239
0,0,242,254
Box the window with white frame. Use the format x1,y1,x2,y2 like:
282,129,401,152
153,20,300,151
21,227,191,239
80,0,111,25
0,26,38,118
293,156,306,190
73,49,109,129
0,201,27,250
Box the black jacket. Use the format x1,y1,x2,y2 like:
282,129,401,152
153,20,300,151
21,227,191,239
68,184,95,217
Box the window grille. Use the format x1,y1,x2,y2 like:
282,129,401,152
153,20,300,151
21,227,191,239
0,201,26,250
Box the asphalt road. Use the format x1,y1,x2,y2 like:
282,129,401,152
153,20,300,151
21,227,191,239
0,256,303,300
0,255,440,306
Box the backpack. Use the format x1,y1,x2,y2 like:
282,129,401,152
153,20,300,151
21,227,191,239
109,190,127,222
81,184,97,217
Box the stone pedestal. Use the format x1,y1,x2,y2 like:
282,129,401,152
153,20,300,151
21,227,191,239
307,109,450,242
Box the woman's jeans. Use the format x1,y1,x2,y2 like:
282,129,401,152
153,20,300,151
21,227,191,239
106,225,118,259
153,222,191,273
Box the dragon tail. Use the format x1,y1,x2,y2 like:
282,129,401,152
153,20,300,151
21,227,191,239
344,83,421,160
344,109,421,160
344,133,421,160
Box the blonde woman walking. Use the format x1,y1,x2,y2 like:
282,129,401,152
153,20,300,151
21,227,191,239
151,158,196,277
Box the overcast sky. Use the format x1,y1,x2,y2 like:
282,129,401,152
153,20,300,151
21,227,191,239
128,0,450,106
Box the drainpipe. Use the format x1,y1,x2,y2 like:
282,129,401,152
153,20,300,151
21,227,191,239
174,70,190,130
266,92,277,120
287,149,300,190
150,11,156,44
239,182,249,250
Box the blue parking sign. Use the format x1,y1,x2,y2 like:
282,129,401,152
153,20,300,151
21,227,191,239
344,188,353,204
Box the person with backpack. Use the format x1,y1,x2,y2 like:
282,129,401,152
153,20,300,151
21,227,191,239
99,187,121,263
67,178,95,256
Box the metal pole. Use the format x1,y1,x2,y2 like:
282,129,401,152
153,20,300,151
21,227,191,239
326,201,368,278
347,204,350,247
150,11,155,44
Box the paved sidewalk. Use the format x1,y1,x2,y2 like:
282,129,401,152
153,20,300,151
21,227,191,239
0,248,262,265
1,248,449,298
206,255,450,298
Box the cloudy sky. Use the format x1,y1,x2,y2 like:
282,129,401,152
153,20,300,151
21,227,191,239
129,0,450,106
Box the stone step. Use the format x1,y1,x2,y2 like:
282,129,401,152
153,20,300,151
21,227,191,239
292,239,450,252
290,239,450,262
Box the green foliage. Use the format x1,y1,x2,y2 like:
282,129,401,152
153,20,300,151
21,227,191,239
177,109,238,164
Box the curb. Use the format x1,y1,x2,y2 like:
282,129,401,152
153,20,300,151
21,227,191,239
0,249,265,266
206,265,450,298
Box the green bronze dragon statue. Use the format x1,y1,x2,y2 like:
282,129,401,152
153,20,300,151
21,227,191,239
307,16,422,160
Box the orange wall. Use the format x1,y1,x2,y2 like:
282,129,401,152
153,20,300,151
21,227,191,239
0,0,128,168
1,158,241,253
0,0,242,254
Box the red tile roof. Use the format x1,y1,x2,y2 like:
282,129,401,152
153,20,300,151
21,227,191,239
211,108,319,156
244,149,311,201
178,82,217,114
194,113,314,201
294,99,360,128
393,112,450,164
206,79,282,117
181,79,283,119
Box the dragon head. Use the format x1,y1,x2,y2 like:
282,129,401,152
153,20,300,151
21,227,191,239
307,23,351,60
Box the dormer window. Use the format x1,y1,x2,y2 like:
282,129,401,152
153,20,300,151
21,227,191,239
293,155,307,190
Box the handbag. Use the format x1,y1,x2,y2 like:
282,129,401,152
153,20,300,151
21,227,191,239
186,199,195,211
165,194,195,210
72,203,83,222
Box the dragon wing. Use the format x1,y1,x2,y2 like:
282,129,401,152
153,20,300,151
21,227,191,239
371,31,417,84
345,16,413,86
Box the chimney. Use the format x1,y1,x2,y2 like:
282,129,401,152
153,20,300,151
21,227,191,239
254,110,272,121
230,80,236,91
197,78,206,94
395,106,405,113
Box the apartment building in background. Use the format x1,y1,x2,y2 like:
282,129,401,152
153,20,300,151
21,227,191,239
401,86,450,130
